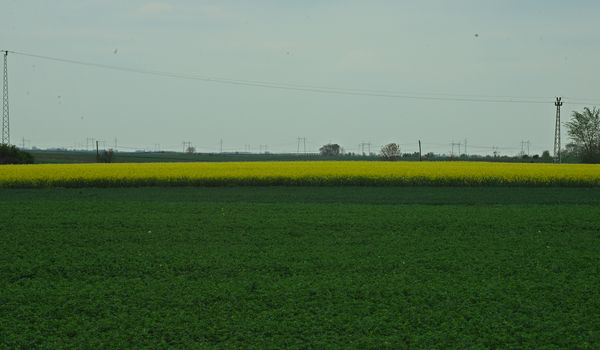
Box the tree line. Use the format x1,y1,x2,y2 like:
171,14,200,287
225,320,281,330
319,107,600,163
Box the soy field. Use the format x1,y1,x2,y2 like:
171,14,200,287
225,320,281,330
2,186,599,348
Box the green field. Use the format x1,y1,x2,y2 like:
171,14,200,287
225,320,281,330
27,149,552,164
2,187,599,348
28,150,366,164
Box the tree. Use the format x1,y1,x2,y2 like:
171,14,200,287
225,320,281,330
380,143,401,160
566,107,600,163
97,149,114,163
541,150,552,162
0,144,34,164
186,146,196,154
319,144,340,156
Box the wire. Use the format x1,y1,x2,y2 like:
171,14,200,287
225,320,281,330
6,50,573,105
560,99,600,106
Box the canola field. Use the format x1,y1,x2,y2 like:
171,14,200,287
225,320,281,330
1,161,600,187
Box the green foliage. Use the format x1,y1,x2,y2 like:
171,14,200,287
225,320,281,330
1,187,600,348
319,143,341,156
97,149,114,163
541,150,552,162
380,143,401,160
0,144,34,164
566,107,600,163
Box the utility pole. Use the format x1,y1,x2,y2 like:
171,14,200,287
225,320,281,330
220,139,223,153
96,140,99,161
554,97,563,163
464,138,468,157
418,140,422,161
2,50,9,145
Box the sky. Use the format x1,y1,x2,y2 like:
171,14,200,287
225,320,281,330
1,0,600,155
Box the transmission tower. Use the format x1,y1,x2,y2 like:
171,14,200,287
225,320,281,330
86,137,96,151
359,142,371,156
450,141,461,158
297,137,306,154
182,141,193,153
520,140,531,157
554,97,563,163
2,51,9,145
21,137,30,149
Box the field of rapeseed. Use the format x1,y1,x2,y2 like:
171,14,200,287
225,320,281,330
1,161,599,187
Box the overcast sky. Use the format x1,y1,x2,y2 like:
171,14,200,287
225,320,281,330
2,0,599,154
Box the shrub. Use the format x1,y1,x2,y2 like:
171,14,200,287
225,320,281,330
319,144,341,156
97,149,114,163
0,144,34,164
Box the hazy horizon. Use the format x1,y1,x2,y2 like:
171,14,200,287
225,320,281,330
2,0,600,155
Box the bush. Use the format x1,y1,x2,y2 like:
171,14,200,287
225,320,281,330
97,149,114,163
0,144,34,164
319,144,341,156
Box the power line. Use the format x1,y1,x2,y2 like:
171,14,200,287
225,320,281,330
5,50,588,105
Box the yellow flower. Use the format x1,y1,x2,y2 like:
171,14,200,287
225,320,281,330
0,161,599,187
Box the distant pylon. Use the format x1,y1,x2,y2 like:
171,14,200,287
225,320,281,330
554,97,563,163
450,141,461,158
297,137,306,154
2,51,9,145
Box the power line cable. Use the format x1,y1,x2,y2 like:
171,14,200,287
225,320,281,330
5,50,581,105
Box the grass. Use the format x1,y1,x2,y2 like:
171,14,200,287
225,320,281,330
1,187,599,348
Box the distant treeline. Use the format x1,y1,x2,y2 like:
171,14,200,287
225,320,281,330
24,148,568,164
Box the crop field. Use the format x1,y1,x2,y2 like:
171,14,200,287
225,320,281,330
27,150,345,164
1,186,600,348
1,161,600,187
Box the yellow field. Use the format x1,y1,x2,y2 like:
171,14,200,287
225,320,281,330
1,161,600,187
